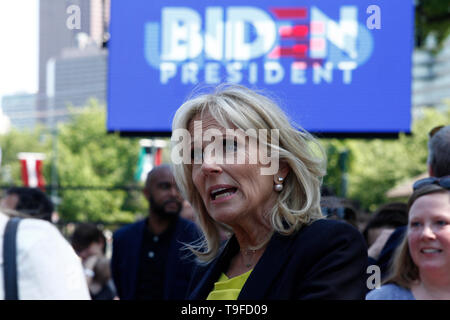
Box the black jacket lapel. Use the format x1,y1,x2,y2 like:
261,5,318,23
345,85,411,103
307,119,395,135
238,233,296,300
188,236,239,300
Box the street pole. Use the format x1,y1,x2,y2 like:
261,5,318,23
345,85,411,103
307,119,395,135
48,94,59,211
338,149,349,198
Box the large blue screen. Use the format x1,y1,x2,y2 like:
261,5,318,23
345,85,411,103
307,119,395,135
107,0,413,136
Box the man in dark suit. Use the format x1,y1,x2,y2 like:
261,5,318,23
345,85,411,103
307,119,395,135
111,165,200,300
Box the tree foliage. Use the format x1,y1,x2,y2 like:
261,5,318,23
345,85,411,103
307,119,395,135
321,107,450,212
415,0,450,48
1,102,448,221
53,101,145,224
0,128,49,185
0,100,147,225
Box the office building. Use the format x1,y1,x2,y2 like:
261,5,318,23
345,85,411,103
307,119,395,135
412,35,450,111
1,93,37,131
38,0,110,125
46,45,107,127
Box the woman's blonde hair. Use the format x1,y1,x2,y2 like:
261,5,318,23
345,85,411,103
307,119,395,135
385,184,450,288
385,234,418,289
171,84,327,263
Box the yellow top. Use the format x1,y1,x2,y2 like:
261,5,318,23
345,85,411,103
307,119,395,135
206,269,253,300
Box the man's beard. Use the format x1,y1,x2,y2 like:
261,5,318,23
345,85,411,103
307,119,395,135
149,196,182,220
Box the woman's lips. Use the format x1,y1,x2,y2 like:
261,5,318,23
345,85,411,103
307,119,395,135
211,190,237,204
208,185,238,204
420,248,443,255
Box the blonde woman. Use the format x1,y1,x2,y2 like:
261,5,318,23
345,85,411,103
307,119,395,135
171,84,367,300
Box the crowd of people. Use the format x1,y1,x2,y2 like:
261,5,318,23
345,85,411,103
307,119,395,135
0,84,449,300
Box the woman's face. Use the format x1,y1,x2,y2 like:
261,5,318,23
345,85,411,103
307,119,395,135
188,113,279,228
408,192,450,274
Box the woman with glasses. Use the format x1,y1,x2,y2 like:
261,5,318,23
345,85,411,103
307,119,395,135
366,176,450,299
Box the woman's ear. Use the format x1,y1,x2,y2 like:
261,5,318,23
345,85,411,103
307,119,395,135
275,160,290,181
281,160,291,178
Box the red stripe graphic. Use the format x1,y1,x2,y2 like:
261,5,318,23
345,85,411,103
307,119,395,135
36,160,46,190
268,44,308,59
18,153,46,190
269,45,308,59
155,148,162,166
279,25,309,39
20,159,29,187
270,7,308,19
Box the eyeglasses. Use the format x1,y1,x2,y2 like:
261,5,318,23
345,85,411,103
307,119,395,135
413,176,450,191
428,125,444,139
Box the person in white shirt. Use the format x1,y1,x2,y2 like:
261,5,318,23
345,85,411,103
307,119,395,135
0,210,90,300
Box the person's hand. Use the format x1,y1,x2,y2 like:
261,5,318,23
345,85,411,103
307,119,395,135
79,241,104,261
368,228,395,260
84,254,99,272
88,242,104,257
83,255,100,286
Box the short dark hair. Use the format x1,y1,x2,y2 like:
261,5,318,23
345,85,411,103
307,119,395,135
144,164,172,190
5,187,54,222
362,202,408,245
320,196,359,228
428,125,450,177
71,223,106,254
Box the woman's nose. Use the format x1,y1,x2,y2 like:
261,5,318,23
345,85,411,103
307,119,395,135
420,225,436,241
201,153,222,176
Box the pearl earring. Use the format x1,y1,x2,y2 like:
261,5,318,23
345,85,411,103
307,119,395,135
274,183,283,192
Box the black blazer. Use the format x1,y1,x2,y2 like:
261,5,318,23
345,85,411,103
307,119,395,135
111,217,200,300
188,219,368,300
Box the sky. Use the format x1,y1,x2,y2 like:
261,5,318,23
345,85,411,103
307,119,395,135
0,0,39,107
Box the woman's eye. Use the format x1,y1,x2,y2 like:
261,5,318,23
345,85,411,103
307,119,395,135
436,220,448,227
223,139,238,152
191,149,203,162
410,221,421,228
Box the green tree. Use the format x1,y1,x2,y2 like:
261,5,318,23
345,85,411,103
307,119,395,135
416,0,450,48
321,107,450,212
0,128,50,186
2,101,448,221
53,101,146,224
